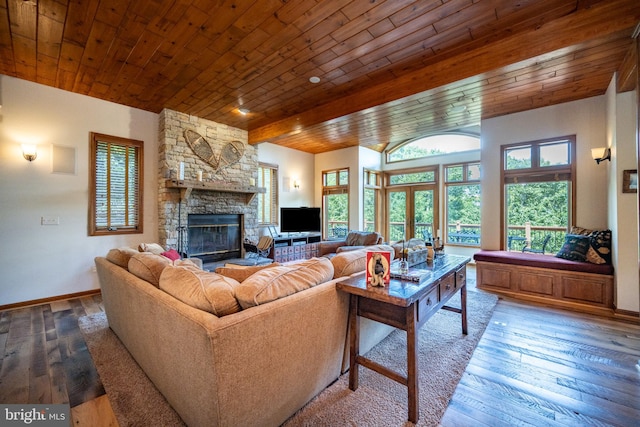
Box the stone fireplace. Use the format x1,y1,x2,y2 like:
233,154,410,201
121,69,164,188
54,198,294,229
158,109,260,261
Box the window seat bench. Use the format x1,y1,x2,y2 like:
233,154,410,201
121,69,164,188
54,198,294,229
473,250,614,316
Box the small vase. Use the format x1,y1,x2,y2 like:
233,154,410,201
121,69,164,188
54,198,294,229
399,259,409,275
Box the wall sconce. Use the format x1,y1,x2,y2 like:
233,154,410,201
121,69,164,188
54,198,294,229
293,179,300,189
591,147,611,164
22,144,38,162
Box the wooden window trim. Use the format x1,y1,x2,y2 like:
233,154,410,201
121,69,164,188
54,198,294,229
89,132,144,236
500,135,576,250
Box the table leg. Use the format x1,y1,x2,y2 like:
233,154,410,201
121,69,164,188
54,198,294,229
461,284,468,335
406,304,418,423
348,294,360,391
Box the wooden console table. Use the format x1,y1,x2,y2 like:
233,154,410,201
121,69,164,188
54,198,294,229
336,254,470,423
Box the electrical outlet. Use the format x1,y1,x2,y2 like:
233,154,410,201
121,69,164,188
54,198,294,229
41,216,60,225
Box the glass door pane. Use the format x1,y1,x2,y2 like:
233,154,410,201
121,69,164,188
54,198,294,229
387,190,407,241
324,193,348,239
413,189,434,241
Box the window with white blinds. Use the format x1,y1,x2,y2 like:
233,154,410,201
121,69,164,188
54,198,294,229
257,163,278,225
89,132,144,236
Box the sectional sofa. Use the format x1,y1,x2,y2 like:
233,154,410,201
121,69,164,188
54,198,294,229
95,244,396,427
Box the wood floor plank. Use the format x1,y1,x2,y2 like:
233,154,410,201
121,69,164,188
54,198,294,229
71,395,119,427
46,336,69,405
471,345,640,405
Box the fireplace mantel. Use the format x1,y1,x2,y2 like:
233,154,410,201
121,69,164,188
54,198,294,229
165,179,266,203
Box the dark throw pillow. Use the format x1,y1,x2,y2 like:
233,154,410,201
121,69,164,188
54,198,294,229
586,229,612,265
555,234,590,262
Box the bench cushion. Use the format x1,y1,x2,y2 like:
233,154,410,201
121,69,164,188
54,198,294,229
473,250,614,275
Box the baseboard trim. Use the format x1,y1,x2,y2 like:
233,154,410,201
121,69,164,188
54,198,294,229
0,289,102,312
613,308,640,325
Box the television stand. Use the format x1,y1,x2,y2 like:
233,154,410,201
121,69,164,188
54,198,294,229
271,233,322,262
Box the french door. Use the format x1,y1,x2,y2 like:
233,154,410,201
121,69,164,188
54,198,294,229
386,185,438,242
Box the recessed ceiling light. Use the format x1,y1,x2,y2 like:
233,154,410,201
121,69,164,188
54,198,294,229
238,108,250,115
448,105,467,113
309,76,320,84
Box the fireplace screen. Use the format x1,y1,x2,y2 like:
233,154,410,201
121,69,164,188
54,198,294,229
187,214,242,263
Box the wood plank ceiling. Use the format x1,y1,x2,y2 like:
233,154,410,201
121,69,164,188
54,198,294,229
1,0,639,154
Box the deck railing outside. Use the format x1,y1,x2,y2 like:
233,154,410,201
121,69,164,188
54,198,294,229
331,220,566,253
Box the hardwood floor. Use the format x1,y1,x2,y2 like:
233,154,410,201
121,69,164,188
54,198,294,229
442,298,640,426
1,267,638,426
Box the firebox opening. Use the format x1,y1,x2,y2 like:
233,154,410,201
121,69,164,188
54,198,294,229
187,214,243,264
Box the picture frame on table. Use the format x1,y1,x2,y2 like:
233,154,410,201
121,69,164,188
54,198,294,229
623,169,637,193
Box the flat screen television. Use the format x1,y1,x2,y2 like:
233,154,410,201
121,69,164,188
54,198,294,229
280,207,321,233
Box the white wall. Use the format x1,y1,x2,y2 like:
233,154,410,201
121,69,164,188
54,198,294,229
0,76,159,306
481,96,609,249
607,82,639,312
257,142,315,235
315,146,361,231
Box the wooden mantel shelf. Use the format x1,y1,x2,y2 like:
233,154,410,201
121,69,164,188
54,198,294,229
165,179,266,204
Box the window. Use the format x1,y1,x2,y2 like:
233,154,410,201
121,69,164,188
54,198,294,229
502,136,575,253
363,170,381,233
444,162,481,246
387,133,480,162
257,163,278,225
322,168,349,239
89,132,143,236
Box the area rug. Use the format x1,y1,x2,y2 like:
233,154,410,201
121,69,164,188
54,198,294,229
79,290,498,427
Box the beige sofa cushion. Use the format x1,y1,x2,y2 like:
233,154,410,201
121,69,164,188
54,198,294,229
215,262,279,282
128,253,172,287
235,257,333,309
106,247,140,268
159,266,241,317
331,245,395,278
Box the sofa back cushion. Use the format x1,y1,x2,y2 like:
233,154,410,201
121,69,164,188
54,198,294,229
106,247,140,268
345,231,381,246
128,253,172,287
159,266,241,317
215,262,280,282
331,244,394,278
235,257,333,309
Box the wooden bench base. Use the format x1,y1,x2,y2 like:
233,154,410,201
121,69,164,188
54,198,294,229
476,260,614,317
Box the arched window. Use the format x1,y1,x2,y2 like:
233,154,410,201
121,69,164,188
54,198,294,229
387,133,480,163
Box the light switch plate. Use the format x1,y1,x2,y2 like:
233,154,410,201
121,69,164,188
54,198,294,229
41,216,60,225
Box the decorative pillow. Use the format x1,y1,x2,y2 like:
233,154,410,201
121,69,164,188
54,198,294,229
555,234,591,262
586,229,612,265
570,226,612,264
161,248,181,261
159,266,241,317
128,253,171,287
569,226,593,236
235,257,334,309
138,243,165,255
215,263,279,282
106,247,139,268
